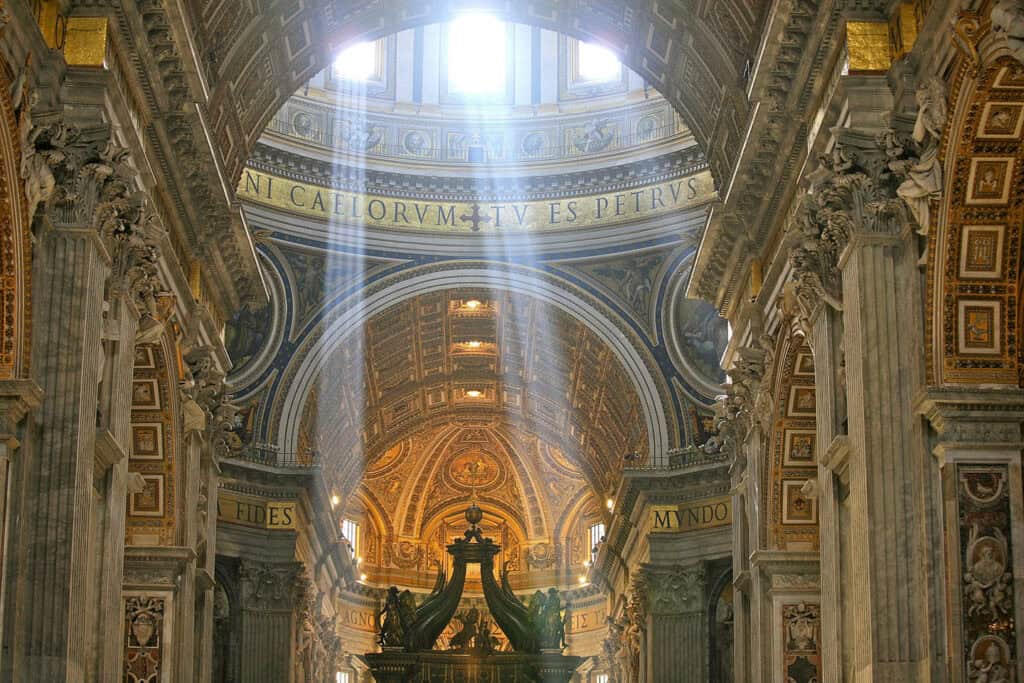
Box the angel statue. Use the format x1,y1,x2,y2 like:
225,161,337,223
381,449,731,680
378,587,406,648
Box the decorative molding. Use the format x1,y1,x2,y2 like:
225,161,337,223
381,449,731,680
123,546,194,589
247,144,708,204
957,463,1017,680
915,388,1024,451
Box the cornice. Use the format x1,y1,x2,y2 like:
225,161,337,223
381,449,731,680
914,387,1024,454
219,460,316,495
247,143,708,203
689,0,873,316
70,0,266,312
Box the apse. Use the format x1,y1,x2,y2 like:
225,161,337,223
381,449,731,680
295,289,648,591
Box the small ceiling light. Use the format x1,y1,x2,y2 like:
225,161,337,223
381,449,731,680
466,340,483,348
466,390,483,398
356,556,363,565
465,299,482,309
331,495,340,507
359,573,368,582
578,575,587,585
606,498,614,510
583,560,591,568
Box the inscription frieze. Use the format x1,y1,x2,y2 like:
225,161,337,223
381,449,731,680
238,168,714,232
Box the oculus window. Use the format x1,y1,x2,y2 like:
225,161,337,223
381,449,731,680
560,36,627,99
446,14,507,96
577,42,621,83
333,41,383,82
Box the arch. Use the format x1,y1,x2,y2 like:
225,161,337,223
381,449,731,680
763,331,819,551
191,1,762,188
553,486,601,576
125,335,182,546
0,56,33,379
273,264,675,461
927,12,1024,386
706,563,734,683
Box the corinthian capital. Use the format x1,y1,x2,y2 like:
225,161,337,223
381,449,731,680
180,343,243,457
787,129,914,317
110,200,172,340
239,560,307,612
637,564,705,616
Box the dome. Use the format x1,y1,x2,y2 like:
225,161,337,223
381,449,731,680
237,18,714,241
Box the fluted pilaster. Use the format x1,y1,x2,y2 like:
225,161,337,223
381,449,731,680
638,563,706,682
238,560,307,683
841,228,931,679
95,292,139,681
15,226,110,681
810,306,846,682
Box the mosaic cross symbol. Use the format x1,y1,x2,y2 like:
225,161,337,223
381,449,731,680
460,203,493,232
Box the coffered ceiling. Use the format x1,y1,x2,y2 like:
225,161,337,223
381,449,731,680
298,289,648,501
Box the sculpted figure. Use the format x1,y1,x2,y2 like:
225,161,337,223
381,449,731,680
474,618,499,654
602,616,624,682
539,587,564,650
398,589,417,629
378,587,406,647
528,590,545,630
624,618,642,682
449,607,479,651
893,78,947,234
969,641,1010,683
615,616,638,683
992,0,1024,64
965,571,988,617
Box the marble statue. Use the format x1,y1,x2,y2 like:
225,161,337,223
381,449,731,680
992,0,1024,64
969,639,1011,683
892,78,947,234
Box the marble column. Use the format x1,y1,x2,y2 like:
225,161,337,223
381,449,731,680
809,304,847,682
4,123,161,680
191,431,218,682
0,379,42,664
735,423,769,683
238,560,307,683
840,220,934,681
94,289,140,681
918,390,1024,683
12,223,111,681
786,113,941,678
639,563,706,682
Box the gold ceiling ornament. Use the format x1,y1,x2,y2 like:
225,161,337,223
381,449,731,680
31,0,65,50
